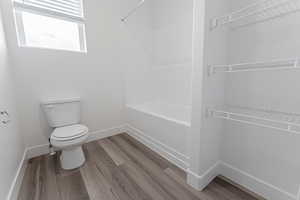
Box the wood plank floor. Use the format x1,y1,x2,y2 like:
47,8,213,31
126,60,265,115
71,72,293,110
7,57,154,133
18,133,261,200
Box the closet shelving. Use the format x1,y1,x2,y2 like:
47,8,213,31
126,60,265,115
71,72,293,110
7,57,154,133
207,0,300,134
210,0,300,30
208,58,300,76
207,106,300,134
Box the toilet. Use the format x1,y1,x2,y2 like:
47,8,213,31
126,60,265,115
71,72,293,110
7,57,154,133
42,98,89,170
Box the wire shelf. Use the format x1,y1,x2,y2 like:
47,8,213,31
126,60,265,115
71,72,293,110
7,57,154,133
210,0,300,30
207,105,300,134
208,58,300,75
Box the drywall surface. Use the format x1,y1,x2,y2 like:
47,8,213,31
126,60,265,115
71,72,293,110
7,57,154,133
0,7,25,200
199,0,229,174
188,0,228,185
222,0,300,196
0,0,148,147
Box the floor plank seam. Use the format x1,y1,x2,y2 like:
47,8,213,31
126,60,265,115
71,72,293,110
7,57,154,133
17,133,262,200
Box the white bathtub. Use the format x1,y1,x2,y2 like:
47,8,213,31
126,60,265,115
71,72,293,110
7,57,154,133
125,102,190,169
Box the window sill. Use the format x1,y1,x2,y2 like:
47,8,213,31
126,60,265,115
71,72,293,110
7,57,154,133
18,45,87,54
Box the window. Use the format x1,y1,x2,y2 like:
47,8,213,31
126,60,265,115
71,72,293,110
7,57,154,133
13,0,86,52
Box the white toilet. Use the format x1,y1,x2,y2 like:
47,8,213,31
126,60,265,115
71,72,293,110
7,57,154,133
42,98,89,170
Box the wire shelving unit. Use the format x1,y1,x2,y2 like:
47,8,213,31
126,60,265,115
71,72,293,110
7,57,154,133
208,58,300,76
207,105,300,134
210,0,300,30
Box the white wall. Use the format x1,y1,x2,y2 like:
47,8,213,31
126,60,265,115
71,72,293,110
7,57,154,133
150,0,193,106
0,7,25,200
123,0,154,105
221,0,300,197
123,0,193,172
188,0,228,187
189,1,300,198
125,0,193,107
187,0,207,185
0,0,148,148
152,0,192,66
197,0,228,174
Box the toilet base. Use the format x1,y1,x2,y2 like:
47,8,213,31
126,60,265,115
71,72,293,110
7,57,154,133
60,146,85,170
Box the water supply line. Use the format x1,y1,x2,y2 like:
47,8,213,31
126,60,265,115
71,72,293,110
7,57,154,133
48,138,56,156
121,0,145,22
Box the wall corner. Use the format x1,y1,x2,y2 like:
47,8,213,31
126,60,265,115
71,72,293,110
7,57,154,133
187,161,221,191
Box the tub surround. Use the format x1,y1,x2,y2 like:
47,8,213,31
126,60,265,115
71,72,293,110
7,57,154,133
126,102,190,169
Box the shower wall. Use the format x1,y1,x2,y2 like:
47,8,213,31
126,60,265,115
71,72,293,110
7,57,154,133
123,0,193,168
122,0,154,105
150,0,193,106
124,0,193,107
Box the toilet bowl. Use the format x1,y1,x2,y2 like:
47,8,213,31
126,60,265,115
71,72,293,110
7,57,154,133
42,98,89,170
50,124,89,170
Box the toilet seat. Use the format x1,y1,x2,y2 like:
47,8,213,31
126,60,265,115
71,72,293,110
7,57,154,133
51,124,89,141
50,125,89,170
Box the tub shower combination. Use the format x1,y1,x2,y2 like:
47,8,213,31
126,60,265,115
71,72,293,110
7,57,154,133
126,102,191,169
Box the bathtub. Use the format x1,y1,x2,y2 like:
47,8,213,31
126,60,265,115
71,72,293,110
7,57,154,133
125,102,190,169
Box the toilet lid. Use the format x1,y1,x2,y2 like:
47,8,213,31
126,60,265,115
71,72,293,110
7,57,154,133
51,124,88,141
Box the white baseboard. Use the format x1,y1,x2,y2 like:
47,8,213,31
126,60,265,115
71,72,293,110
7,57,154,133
187,162,220,191
185,161,298,200
6,150,28,200
6,125,126,200
219,162,297,200
26,143,50,159
9,125,299,200
26,125,126,159
124,124,189,170
85,125,125,143
296,186,300,200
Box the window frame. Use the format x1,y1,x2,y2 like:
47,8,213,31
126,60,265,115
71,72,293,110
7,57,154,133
13,1,87,53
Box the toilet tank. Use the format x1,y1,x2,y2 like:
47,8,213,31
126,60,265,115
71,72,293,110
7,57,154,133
42,98,81,128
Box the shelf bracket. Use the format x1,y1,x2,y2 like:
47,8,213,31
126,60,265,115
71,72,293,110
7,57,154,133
287,125,292,131
225,15,232,25
207,65,215,76
210,18,218,30
0,110,11,124
205,108,214,118
294,59,299,68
